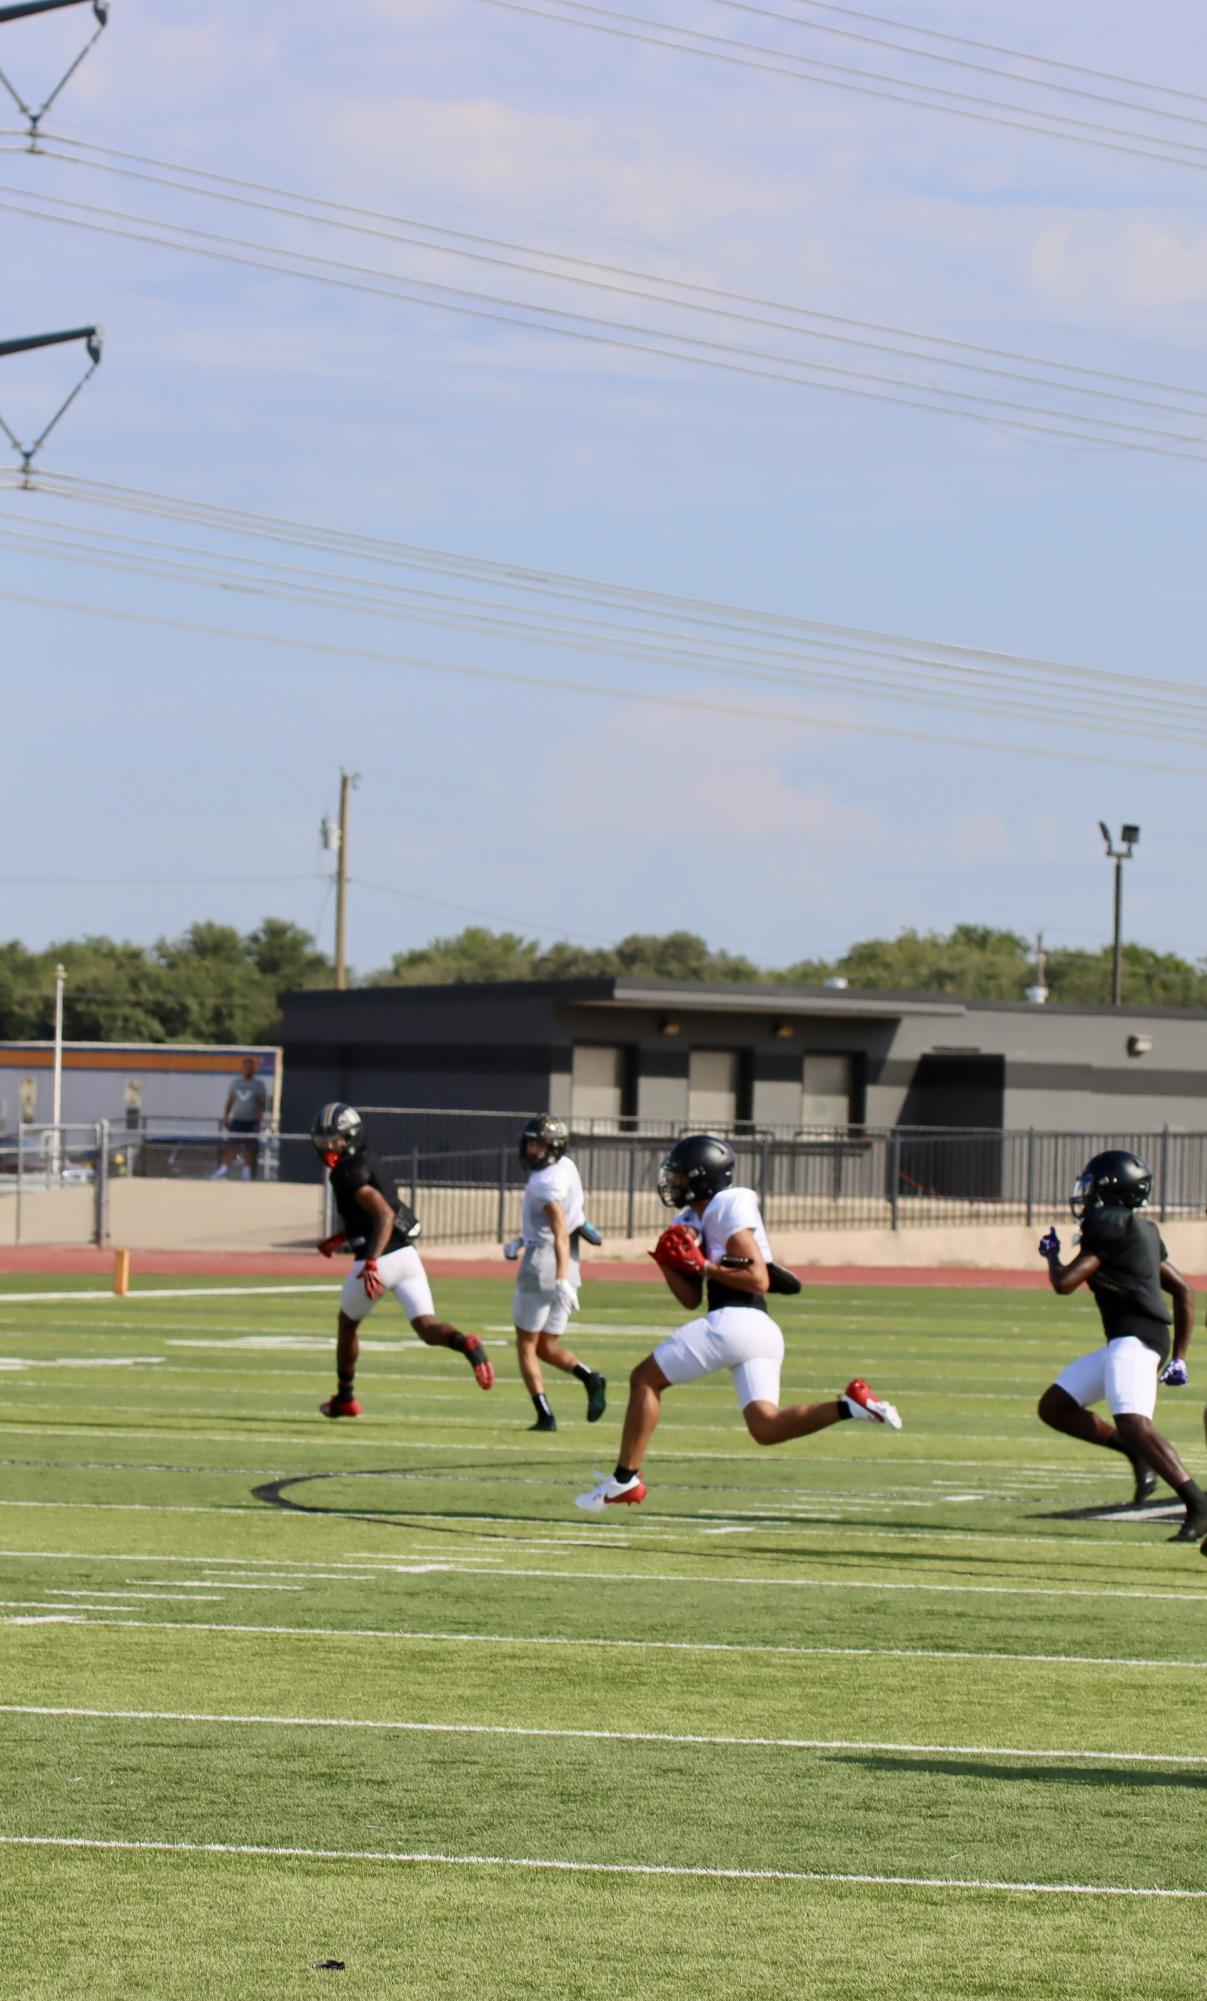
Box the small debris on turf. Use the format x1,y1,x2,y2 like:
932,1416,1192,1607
312,1961,346,1972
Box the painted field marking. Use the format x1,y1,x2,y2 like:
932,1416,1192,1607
9,1519,1199,1597
0,1426,1124,1475
6,1704,1205,1766
0,1835,1202,1899
10,1613,1207,1671
0,1286,340,1305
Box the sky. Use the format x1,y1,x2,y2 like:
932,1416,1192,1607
1,0,1206,976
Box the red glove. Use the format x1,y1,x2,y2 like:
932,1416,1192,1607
360,1258,385,1301
316,1233,347,1259
649,1223,707,1276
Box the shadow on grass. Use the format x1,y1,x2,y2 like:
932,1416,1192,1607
831,1752,1206,1790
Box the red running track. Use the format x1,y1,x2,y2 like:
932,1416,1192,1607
0,1245,1072,1287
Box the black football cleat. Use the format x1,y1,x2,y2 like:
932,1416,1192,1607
1168,1503,1207,1543
585,1373,607,1423
1128,1456,1157,1506
528,1411,558,1432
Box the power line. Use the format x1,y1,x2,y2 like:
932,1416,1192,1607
10,468,1207,717
25,137,1207,421
5,184,1207,465
3,583,1206,780
705,0,1207,136
769,1,1207,108
5,512,1207,751
475,0,1207,175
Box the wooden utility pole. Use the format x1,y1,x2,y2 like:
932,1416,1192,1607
334,769,360,990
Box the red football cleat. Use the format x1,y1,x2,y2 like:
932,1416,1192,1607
319,1394,361,1419
465,1337,494,1390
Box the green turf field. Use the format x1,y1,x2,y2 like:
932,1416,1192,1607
1,1271,1205,1999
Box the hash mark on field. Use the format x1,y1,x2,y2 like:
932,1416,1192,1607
1,1835,1203,1899
7,1705,1205,1767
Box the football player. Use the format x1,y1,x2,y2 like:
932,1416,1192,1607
576,1132,901,1513
311,1102,494,1418
1037,1148,1207,1542
510,1113,606,1432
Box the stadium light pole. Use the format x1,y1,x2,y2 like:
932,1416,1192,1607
1098,821,1139,1008
50,960,65,1174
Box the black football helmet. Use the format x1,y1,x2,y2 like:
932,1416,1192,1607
1070,1149,1152,1220
519,1113,568,1167
311,1102,365,1162
658,1133,736,1209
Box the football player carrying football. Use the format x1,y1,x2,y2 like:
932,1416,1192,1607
576,1133,901,1513
1037,1148,1207,1541
311,1102,493,1418
508,1114,606,1432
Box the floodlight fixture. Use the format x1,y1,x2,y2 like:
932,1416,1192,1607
1098,819,1140,1007
0,322,103,475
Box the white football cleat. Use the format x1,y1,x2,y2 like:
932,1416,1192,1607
842,1378,902,1429
575,1472,648,1514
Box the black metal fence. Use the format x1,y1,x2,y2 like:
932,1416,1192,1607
363,1121,1207,1244
5,1114,1205,1248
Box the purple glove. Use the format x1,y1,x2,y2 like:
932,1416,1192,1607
1160,1359,1188,1387
1038,1228,1061,1258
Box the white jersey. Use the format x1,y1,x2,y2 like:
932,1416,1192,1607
677,1184,772,1264
522,1156,586,1245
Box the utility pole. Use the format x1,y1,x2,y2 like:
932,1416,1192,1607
0,323,103,474
0,0,109,143
1025,931,1048,1006
1098,822,1140,1008
325,769,360,991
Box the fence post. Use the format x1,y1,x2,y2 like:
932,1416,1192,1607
626,1139,637,1242
15,1119,23,1247
889,1129,900,1232
759,1134,771,1208
1159,1125,1170,1222
497,1146,508,1245
410,1145,419,1214
1025,1128,1035,1230
93,1120,110,1247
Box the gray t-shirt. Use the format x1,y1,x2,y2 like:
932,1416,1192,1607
228,1074,267,1123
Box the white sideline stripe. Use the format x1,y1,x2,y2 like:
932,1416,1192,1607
0,1286,339,1303
7,1704,1206,1766
2,1536,1200,1601
0,1835,1202,1899
12,1613,1207,1670
0,1501,283,1518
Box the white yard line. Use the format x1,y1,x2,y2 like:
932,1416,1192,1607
6,1704,1204,1765
2,1524,1198,1598
7,1613,1207,1670
0,1286,339,1304
0,1834,1201,1899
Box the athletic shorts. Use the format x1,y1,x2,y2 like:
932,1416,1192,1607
1054,1336,1159,1418
513,1246,581,1338
340,1245,434,1325
653,1305,784,1410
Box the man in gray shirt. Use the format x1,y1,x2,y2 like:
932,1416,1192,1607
212,1056,268,1180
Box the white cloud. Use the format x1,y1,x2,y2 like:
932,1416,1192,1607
1030,220,1207,312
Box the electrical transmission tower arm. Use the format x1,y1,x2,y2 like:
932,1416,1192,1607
0,0,109,140
0,323,103,475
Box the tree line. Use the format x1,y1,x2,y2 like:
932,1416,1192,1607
1,919,1204,1046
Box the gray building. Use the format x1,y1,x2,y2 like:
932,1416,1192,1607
280,978,1207,1135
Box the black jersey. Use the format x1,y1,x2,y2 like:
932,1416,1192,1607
329,1146,414,1258
1081,1206,1171,1359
